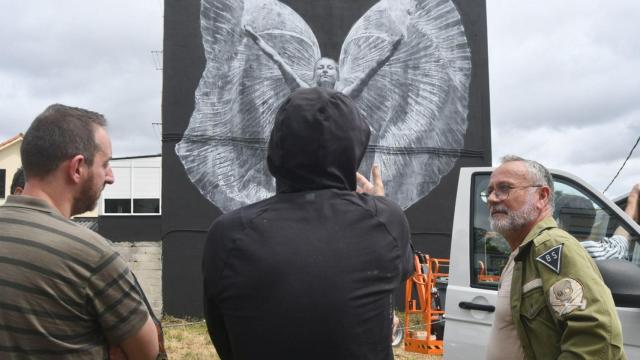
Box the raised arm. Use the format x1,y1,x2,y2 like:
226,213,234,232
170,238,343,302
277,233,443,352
585,182,640,259
244,26,308,91
342,35,403,99
624,183,640,222
613,183,639,237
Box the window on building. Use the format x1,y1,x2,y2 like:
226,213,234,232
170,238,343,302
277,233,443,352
134,199,160,213
101,157,161,215
0,169,5,198
105,199,132,213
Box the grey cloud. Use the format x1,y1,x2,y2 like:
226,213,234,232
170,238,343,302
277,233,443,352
488,1,640,130
0,0,162,157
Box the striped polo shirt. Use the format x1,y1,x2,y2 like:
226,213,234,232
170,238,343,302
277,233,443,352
581,234,630,260
0,195,149,359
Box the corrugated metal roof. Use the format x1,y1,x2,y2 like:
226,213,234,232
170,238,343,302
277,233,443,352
73,217,99,231
111,154,161,160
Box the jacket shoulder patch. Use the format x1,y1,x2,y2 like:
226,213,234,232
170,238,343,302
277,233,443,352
549,278,586,316
536,244,563,274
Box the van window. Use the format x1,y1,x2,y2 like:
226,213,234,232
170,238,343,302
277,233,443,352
471,174,509,289
553,178,639,264
470,173,640,290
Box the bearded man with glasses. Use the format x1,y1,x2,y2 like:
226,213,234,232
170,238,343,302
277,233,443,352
484,155,625,360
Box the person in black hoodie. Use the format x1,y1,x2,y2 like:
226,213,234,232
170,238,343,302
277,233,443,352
202,87,413,360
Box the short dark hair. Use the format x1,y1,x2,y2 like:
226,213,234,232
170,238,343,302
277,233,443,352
10,167,25,194
21,104,107,178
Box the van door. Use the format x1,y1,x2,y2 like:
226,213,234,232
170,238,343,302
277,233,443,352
443,168,640,359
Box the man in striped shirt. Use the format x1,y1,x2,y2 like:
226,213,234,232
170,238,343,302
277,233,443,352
9,167,24,195
554,185,639,260
0,104,159,359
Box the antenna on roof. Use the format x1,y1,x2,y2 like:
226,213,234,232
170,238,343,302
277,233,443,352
151,50,163,71
152,122,162,140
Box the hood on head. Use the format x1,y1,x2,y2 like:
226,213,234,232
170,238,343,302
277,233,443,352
267,87,371,193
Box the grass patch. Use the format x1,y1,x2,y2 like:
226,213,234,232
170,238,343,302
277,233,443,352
163,316,440,359
163,316,218,359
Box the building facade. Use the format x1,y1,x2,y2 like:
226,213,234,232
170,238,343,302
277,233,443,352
0,134,23,204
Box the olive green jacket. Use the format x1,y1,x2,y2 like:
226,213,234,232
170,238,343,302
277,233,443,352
510,217,626,359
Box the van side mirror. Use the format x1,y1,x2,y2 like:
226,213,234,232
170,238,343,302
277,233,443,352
596,259,640,308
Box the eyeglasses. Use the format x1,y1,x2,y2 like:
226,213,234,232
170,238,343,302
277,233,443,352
480,184,542,202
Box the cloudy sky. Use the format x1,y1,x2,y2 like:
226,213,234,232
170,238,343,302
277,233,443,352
0,1,163,156
1,0,638,199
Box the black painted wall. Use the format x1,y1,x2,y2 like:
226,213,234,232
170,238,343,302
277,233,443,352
98,216,162,243
162,0,491,317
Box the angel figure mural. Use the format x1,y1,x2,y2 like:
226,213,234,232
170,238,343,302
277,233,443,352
243,25,403,99
176,0,472,212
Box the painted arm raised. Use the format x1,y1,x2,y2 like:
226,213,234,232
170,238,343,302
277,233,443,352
342,35,403,99
244,26,308,91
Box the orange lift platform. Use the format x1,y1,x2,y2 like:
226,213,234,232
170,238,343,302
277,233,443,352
403,252,449,355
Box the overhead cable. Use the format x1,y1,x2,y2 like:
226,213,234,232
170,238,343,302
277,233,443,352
603,135,640,194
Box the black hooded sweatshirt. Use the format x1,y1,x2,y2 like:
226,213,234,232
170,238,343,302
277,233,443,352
202,88,413,360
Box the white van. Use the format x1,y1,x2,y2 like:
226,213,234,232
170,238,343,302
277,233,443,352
443,167,640,359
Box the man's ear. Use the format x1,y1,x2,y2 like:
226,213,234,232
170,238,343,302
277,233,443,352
538,186,551,209
67,155,86,184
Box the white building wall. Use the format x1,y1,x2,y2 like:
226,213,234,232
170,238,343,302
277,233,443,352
111,241,163,317
101,156,162,215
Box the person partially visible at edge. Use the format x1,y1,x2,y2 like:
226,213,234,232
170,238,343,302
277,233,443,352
554,184,640,260
0,104,159,359
202,87,413,360
484,155,626,360
10,167,25,195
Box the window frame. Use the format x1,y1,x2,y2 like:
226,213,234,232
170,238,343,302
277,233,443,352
0,168,5,199
470,172,505,291
468,172,640,291
100,158,161,216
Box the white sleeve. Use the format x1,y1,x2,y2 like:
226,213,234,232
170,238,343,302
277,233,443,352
580,234,630,260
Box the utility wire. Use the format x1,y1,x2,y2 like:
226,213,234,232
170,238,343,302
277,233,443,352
603,135,640,194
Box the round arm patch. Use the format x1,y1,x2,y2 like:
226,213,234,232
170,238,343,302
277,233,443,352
549,278,587,316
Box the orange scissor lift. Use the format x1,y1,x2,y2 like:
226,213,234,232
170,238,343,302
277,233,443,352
403,253,449,355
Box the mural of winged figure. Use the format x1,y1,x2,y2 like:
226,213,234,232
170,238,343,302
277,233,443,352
176,0,472,212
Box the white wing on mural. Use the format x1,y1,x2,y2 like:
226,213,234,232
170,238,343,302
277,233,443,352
175,0,320,211
338,0,472,209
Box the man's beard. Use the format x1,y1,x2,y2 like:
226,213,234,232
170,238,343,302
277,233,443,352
490,193,539,235
71,172,101,216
